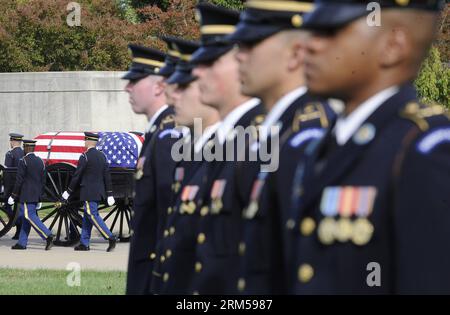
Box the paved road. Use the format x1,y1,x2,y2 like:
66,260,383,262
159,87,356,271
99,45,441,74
0,229,129,271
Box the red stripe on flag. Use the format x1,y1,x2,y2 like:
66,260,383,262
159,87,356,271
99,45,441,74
34,145,85,153
35,135,85,141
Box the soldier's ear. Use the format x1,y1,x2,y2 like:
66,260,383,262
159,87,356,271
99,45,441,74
155,78,166,96
379,26,409,68
287,37,306,71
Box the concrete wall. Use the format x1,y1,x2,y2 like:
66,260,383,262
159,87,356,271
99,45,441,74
0,72,147,163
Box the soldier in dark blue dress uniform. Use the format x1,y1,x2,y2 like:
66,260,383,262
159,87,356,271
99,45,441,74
4,133,24,168
122,44,178,295
150,37,222,295
223,0,336,294
4,133,25,239
62,132,117,252
184,2,266,295
10,140,54,250
285,0,450,294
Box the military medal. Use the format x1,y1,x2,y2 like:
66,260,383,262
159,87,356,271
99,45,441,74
317,217,336,245
351,187,377,246
335,217,353,242
318,187,340,244
172,167,184,193
335,187,355,242
243,201,259,220
242,174,267,219
180,185,199,215
351,218,374,246
210,179,226,214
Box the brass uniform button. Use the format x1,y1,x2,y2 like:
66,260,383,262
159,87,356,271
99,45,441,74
195,262,202,273
149,252,156,260
237,278,246,292
167,207,173,215
200,206,209,217
169,227,176,235
291,14,303,28
238,242,246,256
286,219,295,230
164,229,169,238
298,264,314,283
160,255,166,263
163,273,169,282
300,217,316,236
197,233,206,244
166,249,172,258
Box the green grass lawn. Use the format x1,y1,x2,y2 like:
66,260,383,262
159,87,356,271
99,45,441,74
0,268,126,295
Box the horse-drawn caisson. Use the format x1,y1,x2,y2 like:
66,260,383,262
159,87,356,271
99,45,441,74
0,131,143,246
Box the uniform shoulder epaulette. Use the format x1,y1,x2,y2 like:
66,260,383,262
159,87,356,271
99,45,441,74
160,114,175,129
292,102,330,132
400,101,450,131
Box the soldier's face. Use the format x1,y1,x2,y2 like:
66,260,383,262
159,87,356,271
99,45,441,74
304,18,380,100
193,49,241,110
173,81,205,127
235,33,288,97
124,76,160,115
10,140,20,149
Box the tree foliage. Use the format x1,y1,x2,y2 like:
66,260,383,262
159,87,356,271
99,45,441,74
415,46,450,107
0,0,447,106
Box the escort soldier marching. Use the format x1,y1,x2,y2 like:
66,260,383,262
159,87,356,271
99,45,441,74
123,44,177,295
9,140,54,250
286,0,450,294
4,133,24,168
62,132,117,252
4,133,25,239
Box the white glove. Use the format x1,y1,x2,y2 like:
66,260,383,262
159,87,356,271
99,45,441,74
107,196,115,207
62,191,70,201
7,196,15,205
36,203,42,210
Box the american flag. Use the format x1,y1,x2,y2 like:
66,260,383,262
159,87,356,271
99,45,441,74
34,132,144,168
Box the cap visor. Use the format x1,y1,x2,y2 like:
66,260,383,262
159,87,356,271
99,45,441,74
226,23,282,44
121,71,148,80
159,64,176,78
303,4,368,30
166,71,197,85
191,46,234,65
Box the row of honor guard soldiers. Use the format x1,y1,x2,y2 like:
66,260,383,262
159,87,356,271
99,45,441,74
125,0,450,295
